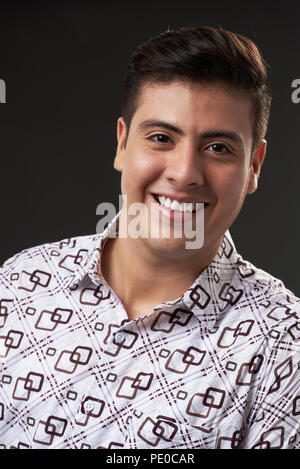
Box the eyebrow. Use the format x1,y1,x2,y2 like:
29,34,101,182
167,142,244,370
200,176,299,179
137,119,244,146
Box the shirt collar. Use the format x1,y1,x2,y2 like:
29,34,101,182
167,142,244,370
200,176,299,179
67,211,242,330
66,211,120,290
181,231,241,329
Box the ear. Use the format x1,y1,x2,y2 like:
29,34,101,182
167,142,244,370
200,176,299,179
247,139,267,194
114,117,127,172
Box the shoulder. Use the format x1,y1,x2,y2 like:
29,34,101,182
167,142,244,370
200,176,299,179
231,254,300,337
0,233,100,300
233,253,299,302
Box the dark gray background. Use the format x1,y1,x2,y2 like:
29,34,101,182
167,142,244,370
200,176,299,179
0,0,299,295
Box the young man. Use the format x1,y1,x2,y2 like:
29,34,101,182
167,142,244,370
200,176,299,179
0,26,299,449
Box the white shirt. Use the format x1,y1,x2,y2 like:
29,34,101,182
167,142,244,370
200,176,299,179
0,213,299,449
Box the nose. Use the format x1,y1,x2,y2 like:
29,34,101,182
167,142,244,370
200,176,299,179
165,142,204,189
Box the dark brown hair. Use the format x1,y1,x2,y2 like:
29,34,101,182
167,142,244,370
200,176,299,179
121,25,272,152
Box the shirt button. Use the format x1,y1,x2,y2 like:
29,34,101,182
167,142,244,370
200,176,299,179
84,401,94,413
114,332,125,344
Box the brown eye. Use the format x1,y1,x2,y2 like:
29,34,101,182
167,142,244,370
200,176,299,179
209,143,230,153
150,134,171,144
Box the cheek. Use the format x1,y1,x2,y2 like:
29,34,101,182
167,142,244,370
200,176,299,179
207,165,249,204
122,151,164,193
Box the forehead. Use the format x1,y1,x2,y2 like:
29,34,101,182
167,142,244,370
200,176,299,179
131,80,254,145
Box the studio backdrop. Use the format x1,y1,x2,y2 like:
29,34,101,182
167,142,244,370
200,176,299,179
1,0,300,295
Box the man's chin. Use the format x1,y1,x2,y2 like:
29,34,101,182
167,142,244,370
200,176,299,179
118,207,206,253
138,234,203,259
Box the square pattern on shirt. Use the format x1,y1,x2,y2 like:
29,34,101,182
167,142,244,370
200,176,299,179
0,213,299,449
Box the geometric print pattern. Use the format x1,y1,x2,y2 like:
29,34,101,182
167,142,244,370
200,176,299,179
0,212,299,448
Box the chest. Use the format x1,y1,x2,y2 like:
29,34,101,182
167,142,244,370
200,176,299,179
1,302,264,448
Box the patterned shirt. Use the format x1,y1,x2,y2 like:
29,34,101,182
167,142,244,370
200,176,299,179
0,212,299,449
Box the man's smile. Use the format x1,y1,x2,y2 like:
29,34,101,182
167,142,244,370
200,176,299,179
151,193,209,213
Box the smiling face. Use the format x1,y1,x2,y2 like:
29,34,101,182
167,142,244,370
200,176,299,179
114,80,266,260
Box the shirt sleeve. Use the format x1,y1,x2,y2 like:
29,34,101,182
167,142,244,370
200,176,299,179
240,323,300,449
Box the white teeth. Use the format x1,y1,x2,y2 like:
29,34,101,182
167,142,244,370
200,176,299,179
157,195,200,212
184,203,192,213
170,200,180,211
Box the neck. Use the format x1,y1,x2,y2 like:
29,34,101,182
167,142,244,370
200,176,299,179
100,224,221,320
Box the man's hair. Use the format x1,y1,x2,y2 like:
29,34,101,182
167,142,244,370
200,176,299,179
121,25,272,152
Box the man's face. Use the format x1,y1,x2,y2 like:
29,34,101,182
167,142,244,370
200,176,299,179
114,80,266,259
